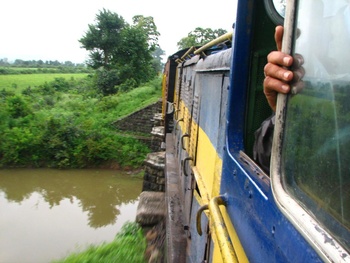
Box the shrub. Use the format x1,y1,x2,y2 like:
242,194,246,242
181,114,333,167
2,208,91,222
6,95,32,118
117,78,137,93
53,222,147,263
94,68,120,96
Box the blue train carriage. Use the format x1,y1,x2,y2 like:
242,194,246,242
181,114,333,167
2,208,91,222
163,0,350,262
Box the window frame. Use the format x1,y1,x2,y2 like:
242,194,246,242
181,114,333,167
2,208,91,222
270,0,350,261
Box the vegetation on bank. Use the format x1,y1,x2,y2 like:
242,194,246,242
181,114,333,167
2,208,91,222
0,10,165,169
53,222,147,263
0,75,161,168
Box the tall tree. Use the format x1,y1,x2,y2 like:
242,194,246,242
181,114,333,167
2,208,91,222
114,25,155,85
152,46,165,73
80,10,161,95
132,15,160,51
177,27,228,50
79,9,125,69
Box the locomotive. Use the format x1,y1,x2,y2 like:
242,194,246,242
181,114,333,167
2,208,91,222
161,0,350,262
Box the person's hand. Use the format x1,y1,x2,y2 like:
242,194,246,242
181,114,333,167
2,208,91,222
263,26,294,111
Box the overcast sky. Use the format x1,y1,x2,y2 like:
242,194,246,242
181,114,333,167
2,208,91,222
0,0,237,64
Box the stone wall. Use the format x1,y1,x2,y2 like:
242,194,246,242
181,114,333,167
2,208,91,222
142,151,165,192
113,98,166,192
112,100,163,152
135,101,167,262
113,100,162,134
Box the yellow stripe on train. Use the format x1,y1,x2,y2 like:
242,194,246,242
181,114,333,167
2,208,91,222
194,126,249,263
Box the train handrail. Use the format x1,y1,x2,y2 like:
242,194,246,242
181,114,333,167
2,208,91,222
174,109,180,120
176,46,197,63
174,118,184,131
196,204,209,236
182,157,193,177
181,133,190,150
176,32,232,63
194,32,233,55
196,195,239,263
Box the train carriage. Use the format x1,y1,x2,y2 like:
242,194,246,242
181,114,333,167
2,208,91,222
162,0,350,262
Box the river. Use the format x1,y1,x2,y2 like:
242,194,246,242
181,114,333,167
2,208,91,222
0,168,143,263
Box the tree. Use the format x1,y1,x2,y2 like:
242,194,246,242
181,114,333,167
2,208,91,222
80,10,160,95
113,25,155,85
152,47,165,74
177,27,228,50
132,15,160,51
94,68,120,95
79,9,125,69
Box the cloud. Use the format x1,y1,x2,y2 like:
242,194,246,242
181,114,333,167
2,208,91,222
0,0,237,63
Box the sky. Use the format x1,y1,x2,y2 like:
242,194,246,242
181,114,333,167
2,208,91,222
0,0,237,64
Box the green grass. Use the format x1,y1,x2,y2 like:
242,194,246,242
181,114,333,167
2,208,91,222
0,73,162,168
0,73,89,92
114,82,161,118
52,222,147,263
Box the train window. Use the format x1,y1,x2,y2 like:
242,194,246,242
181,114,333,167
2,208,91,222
280,0,350,252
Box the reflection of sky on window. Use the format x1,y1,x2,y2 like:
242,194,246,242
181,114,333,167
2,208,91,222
295,0,350,81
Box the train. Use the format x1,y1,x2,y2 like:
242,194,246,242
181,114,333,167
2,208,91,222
161,0,350,262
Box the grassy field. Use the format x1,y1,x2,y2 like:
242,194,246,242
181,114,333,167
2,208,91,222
0,73,89,92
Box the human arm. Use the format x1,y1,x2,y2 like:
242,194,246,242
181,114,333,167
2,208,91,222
263,26,294,111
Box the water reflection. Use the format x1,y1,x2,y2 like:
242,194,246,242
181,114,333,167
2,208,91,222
0,168,143,263
0,169,142,228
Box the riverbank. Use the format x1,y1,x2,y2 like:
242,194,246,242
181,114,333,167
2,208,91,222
0,75,161,169
53,222,147,263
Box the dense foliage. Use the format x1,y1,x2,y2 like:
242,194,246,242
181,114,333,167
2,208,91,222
177,27,228,50
0,9,166,169
0,75,162,168
53,222,147,263
79,9,163,95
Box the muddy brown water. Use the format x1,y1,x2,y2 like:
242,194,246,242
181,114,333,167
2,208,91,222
0,168,143,263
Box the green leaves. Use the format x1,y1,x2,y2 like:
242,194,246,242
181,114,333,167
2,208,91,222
0,75,161,168
80,9,125,68
79,11,160,94
177,27,228,50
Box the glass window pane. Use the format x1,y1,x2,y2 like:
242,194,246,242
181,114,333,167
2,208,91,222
282,0,350,251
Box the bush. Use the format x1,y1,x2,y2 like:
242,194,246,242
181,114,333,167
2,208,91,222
0,75,160,168
94,68,120,96
6,95,32,118
117,78,137,93
53,222,147,263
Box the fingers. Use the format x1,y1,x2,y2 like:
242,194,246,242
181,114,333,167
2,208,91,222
263,26,303,112
275,25,284,51
263,77,290,112
263,75,290,95
267,51,293,68
263,48,294,111
265,52,293,81
293,53,304,68
291,53,305,94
